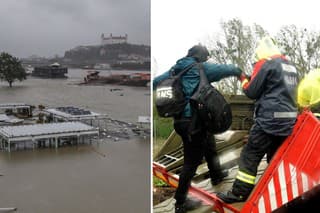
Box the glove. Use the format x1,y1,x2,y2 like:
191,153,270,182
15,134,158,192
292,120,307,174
239,73,247,82
239,73,250,88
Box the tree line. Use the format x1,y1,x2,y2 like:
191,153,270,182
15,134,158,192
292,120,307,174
203,18,320,95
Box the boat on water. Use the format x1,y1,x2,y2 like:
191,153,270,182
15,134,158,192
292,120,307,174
32,62,68,78
83,71,150,87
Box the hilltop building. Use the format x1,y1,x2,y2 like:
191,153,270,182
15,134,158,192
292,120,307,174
101,33,128,45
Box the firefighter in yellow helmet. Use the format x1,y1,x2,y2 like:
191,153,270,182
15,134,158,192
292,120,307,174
297,68,320,118
217,36,299,203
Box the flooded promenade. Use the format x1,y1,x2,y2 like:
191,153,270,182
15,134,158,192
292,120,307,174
0,69,151,212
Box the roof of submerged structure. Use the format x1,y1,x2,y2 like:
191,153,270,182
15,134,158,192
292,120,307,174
0,103,32,109
45,106,107,120
0,122,98,142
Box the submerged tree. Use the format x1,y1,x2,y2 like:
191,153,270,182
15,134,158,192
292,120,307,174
204,18,267,95
0,52,26,87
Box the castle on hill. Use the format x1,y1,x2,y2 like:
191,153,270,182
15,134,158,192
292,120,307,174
101,33,128,45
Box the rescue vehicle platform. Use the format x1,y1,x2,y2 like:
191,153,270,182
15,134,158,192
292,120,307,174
153,110,320,212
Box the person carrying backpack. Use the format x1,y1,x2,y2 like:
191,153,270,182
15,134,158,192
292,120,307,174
153,44,242,213
217,36,299,203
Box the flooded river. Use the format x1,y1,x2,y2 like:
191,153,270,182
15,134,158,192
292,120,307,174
0,69,151,213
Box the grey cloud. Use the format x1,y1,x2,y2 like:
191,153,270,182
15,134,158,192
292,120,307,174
0,0,150,58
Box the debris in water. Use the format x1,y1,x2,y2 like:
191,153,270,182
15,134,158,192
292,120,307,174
0,207,17,211
110,88,122,92
90,147,106,157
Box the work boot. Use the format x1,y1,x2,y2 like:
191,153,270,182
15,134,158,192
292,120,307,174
175,197,202,213
211,169,229,186
216,191,246,203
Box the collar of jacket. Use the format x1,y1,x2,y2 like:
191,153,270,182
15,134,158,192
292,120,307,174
257,54,287,63
249,54,287,84
253,54,287,71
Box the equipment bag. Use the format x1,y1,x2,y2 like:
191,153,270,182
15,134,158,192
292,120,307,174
190,64,232,134
155,63,196,117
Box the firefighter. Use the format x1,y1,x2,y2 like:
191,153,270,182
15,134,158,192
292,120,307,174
297,68,320,118
153,45,242,212
217,36,299,203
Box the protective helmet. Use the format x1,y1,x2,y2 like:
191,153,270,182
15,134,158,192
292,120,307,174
253,36,281,63
298,68,320,107
310,68,320,74
187,44,210,62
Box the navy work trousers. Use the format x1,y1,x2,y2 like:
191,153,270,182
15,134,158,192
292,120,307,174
232,127,287,197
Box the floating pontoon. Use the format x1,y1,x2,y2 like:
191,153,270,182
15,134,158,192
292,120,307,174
32,63,68,78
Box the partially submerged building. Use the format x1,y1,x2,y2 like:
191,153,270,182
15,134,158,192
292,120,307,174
0,103,34,118
43,106,107,128
0,122,99,152
0,104,141,152
43,106,135,140
32,62,68,78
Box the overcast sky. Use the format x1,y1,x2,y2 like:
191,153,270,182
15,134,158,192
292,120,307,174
0,0,150,58
152,0,320,76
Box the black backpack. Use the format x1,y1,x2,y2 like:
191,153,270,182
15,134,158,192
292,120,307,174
155,63,196,117
190,64,232,134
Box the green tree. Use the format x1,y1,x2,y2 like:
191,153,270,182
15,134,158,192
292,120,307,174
205,18,267,95
0,52,27,87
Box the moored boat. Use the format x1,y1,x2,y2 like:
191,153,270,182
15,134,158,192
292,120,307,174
83,71,150,87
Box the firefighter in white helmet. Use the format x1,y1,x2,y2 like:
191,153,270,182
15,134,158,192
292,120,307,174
217,36,299,203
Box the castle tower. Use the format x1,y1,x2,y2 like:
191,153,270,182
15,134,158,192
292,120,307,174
101,33,128,45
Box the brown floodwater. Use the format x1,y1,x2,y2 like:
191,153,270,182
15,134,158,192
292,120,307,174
0,69,151,213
